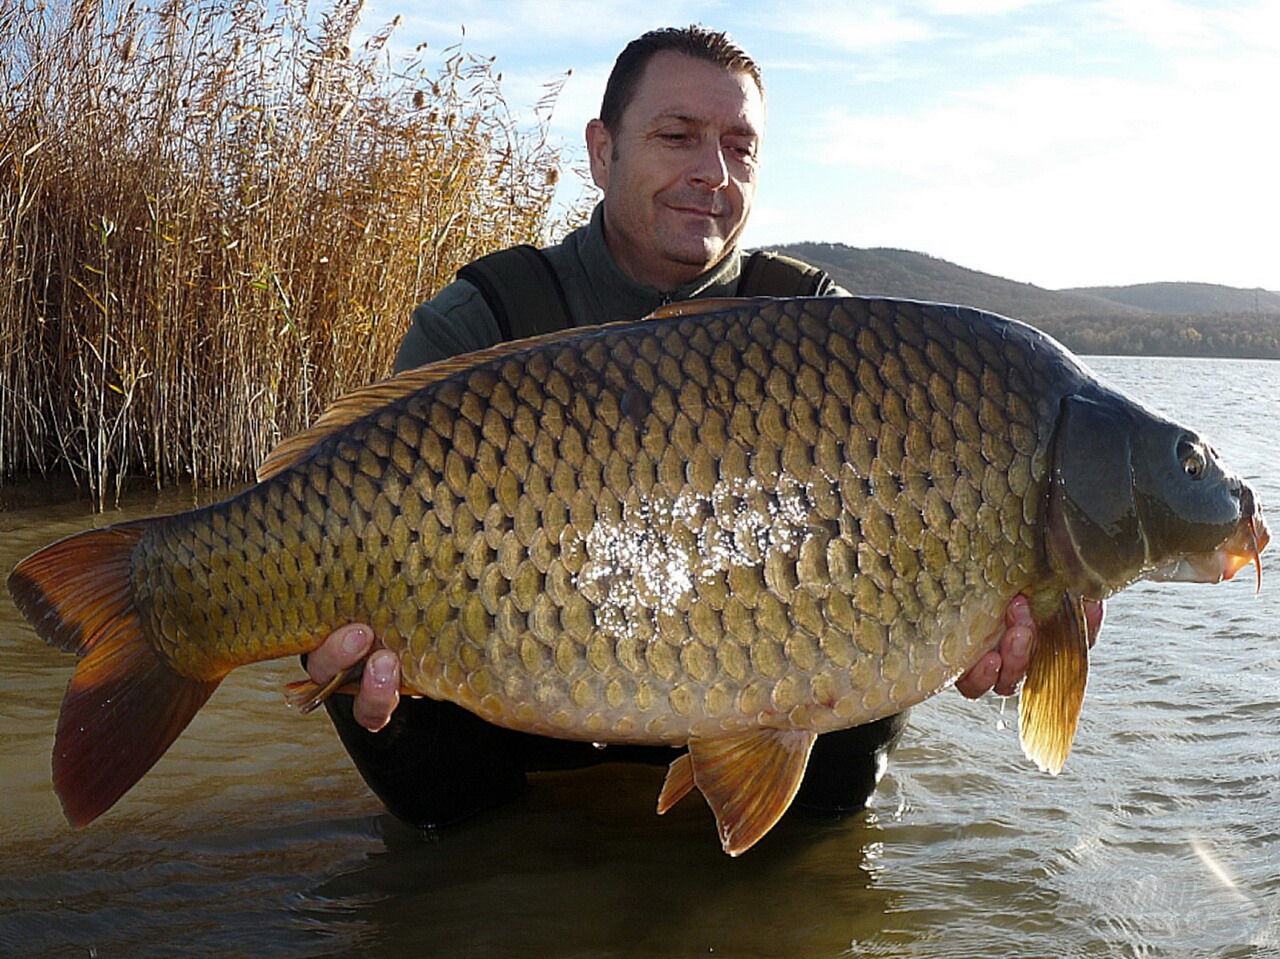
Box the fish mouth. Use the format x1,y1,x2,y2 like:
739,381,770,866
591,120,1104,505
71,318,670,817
1149,506,1270,591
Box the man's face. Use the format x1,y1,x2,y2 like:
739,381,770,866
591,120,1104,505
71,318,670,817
586,51,764,290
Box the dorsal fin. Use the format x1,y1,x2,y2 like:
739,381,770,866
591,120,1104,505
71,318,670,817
647,297,755,321
257,325,613,481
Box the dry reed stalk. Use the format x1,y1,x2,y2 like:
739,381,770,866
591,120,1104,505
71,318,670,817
0,0,587,508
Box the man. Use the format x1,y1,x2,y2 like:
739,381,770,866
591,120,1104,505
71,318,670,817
304,26,1091,829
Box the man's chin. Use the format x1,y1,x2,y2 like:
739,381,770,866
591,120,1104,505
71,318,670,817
664,237,731,276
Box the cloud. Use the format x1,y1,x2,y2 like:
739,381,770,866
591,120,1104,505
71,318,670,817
814,74,1173,179
742,2,938,52
923,0,1053,14
1091,0,1266,53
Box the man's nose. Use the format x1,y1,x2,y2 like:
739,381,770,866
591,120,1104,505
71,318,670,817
688,138,729,189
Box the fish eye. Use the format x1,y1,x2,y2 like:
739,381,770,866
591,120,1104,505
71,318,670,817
1177,438,1206,479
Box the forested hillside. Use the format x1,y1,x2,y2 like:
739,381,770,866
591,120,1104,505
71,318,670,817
771,243,1280,359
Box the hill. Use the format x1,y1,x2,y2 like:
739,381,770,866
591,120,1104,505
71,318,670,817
1066,282,1280,315
773,243,1141,320
768,242,1280,359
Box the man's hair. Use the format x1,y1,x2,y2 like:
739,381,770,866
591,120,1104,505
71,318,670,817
599,26,763,134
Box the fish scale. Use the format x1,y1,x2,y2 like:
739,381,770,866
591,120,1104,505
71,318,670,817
134,298,1058,739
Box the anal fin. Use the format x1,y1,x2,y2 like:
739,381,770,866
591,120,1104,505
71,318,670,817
660,728,818,857
283,669,358,712
1019,593,1091,775
283,665,418,712
656,752,695,814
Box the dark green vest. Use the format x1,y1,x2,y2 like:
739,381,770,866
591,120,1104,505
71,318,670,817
458,246,830,342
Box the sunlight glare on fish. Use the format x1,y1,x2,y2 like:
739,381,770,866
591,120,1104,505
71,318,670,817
577,475,821,640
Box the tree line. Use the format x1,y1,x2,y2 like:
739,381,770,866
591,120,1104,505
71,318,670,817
1035,313,1280,360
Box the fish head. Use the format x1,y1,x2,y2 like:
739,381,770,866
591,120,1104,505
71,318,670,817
1047,392,1268,597
1134,427,1269,589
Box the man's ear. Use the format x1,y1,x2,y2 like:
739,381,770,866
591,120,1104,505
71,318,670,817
585,119,612,190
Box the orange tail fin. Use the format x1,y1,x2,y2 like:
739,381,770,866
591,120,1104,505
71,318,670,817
8,521,220,827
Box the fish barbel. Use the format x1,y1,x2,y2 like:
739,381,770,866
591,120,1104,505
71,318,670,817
9,297,1269,854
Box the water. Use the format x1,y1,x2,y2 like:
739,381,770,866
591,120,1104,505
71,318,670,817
1,356,1276,958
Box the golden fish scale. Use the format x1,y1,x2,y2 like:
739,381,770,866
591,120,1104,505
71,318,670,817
132,299,1070,743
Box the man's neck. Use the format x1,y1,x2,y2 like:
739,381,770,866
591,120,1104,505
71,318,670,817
594,217,731,292
604,239,732,293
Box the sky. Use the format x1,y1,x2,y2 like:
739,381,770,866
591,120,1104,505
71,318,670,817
360,0,1280,293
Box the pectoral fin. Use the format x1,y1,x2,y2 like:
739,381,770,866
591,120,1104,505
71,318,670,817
658,728,818,857
1019,594,1091,775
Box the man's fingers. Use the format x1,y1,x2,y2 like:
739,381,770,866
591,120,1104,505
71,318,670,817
955,651,1001,700
988,595,1034,696
303,623,398,733
1004,593,1033,629
305,624,375,683
955,595,1035,700
1083,598,1105,647
992,622,1033,697
352,649,400,732
956,595,1100,702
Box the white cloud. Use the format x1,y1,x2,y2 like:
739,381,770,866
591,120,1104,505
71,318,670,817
813,74,1174,179
922,0,1052,14
1091,0,1256,52
744,2,938,51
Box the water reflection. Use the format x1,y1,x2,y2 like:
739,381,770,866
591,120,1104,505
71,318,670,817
304,766,894,958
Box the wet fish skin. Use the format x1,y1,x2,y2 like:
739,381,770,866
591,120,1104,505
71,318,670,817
9,296,1266,852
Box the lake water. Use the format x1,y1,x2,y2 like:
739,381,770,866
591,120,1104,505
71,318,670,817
0,355,1276,958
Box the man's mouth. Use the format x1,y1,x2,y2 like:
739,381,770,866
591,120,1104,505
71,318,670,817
667,199,722,219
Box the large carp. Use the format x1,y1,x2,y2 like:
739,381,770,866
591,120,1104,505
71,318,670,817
10,297,1268,855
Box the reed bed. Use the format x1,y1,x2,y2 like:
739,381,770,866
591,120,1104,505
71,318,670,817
0,0,584,507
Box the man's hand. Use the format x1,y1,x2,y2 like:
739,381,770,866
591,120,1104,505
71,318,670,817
307,624,400,732
954,595,1104,699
